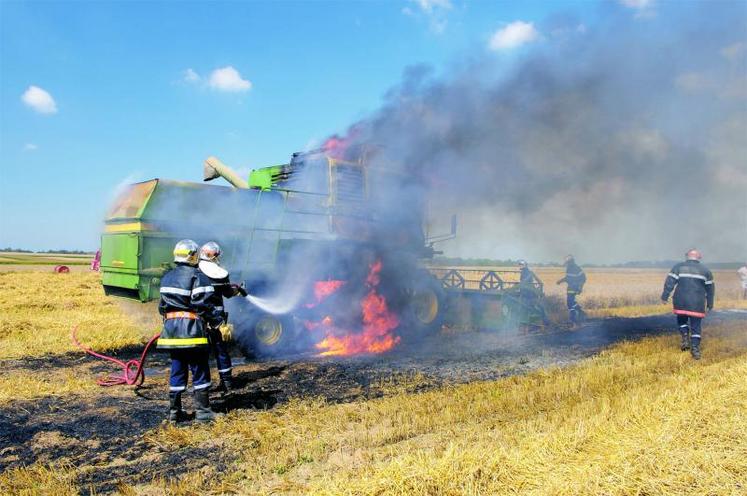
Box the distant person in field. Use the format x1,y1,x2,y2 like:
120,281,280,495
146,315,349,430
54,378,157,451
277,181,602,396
198,241,246,396
661,249,715,360
738,263,747,299
157,239,222,423
557,255,586,325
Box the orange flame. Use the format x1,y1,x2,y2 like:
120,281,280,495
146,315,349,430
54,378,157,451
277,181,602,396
309,260,401,357
305,280,346,308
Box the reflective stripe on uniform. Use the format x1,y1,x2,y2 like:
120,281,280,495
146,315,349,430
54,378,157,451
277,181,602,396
218,367,232,373
165,311,198,320
160,287,191,296
170,385,186,392
192,286,214,296
157,337,209,346
679,324,689,328
193,382,212,390
690,334,701,338
705,280,714,285
668,273,679,279
678,273,706,281
215,306,224,311
567,272,584,277
673,309,706,318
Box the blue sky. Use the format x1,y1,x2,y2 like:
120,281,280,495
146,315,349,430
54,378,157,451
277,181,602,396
0,1,638,251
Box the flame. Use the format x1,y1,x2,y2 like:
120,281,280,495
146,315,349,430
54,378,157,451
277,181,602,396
307,260,401,357
305,280,346,308
322,135,348,160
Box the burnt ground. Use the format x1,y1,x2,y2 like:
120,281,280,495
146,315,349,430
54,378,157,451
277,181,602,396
2,310,746,492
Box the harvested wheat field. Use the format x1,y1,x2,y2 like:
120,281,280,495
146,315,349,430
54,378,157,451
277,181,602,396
1,269,746,495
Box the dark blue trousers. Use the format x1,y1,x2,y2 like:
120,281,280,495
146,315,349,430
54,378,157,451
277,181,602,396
169,348,211,392
567,293,583,322
677,314,702,347
210,328,233,378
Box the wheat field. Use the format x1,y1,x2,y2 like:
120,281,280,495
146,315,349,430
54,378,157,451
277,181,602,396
1,269,746,495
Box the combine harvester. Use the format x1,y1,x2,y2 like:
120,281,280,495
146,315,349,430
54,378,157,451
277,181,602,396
100,150,545,357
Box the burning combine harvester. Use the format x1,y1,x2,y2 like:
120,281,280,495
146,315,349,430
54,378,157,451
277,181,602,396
100,148,545,358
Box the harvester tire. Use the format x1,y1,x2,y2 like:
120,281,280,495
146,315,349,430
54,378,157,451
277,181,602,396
249,312,295,357
404,274,445,338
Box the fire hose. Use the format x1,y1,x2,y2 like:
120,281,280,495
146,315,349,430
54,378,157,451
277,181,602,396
71,325,161,387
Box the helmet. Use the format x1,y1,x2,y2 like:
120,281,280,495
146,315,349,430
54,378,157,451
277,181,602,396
200,241,221,262
173,239,199,265
564,254,574,264
517,259,528,268
686,248,702,261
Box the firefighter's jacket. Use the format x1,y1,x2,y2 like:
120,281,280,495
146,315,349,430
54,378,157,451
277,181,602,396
157,263,219,349
519,267,542,297
661,260,715,317
198,260,239,326
559,262,586,294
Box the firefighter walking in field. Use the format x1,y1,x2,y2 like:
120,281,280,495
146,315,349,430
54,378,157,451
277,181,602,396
198,241,246,395
557,255,586,325
157,239,222,423
661,249,715,360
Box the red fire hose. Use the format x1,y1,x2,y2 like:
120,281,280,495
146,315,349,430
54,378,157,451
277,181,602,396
71,325,161,387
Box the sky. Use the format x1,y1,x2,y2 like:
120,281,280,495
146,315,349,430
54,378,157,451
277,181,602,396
0,0,742,261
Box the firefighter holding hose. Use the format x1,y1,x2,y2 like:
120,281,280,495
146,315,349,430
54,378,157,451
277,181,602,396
157,239,222,423
198,241,246,395
557,255,586,325
661,249,715,360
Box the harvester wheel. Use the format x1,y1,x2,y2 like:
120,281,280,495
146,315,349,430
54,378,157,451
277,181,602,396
405,274,445,337
250,313,294,357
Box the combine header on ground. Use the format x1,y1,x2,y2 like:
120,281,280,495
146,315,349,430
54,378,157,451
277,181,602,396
101,150,545,357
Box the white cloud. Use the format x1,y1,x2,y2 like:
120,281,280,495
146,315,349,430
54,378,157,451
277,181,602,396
208,66,252,92
404,0,452,34
183,68,200,83
21,86,57,114
23,143,38,151
413,0,452,13
619,0,655,18
489,21,539,51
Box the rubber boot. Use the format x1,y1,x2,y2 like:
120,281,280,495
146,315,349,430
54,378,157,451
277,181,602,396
194,388,221,423
168,392,189,423
679,328,690,351
690,337,701,360
218,372,233,396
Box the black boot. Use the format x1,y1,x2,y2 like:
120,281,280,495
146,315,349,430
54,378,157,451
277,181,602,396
690,338,701,360
219,373,234,395
168,392,189,423
679,330,690,351
194,388,221,423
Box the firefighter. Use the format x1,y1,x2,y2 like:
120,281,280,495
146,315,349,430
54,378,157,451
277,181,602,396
556,255,586,325
198,241,246,394
661,249,715,360
157,239,222,423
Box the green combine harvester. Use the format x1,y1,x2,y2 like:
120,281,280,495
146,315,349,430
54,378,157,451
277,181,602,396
101,151,546,356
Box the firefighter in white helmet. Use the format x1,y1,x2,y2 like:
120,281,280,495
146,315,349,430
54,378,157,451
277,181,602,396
157,239,222,423
198,241,246,395
661,249,715,360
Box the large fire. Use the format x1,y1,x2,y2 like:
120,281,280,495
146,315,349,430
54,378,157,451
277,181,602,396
305,260,401,357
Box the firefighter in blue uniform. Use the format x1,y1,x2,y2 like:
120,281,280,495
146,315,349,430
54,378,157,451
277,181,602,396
556,255,586,325
157,239,222,423
661,249,715,360
198,241,246,394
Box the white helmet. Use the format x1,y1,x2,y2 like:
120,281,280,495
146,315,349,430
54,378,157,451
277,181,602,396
200,241,221,262
173,239,199,265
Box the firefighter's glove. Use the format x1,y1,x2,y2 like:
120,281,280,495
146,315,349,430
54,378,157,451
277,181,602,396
219,323,234,342
231,283,248,297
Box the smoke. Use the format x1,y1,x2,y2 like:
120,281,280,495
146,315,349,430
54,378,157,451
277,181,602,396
334,2,747,263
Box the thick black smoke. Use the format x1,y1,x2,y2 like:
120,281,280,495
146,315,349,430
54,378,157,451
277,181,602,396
337,3,747,263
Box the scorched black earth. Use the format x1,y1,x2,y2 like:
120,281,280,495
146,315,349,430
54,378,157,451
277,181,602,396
2,311,745,493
